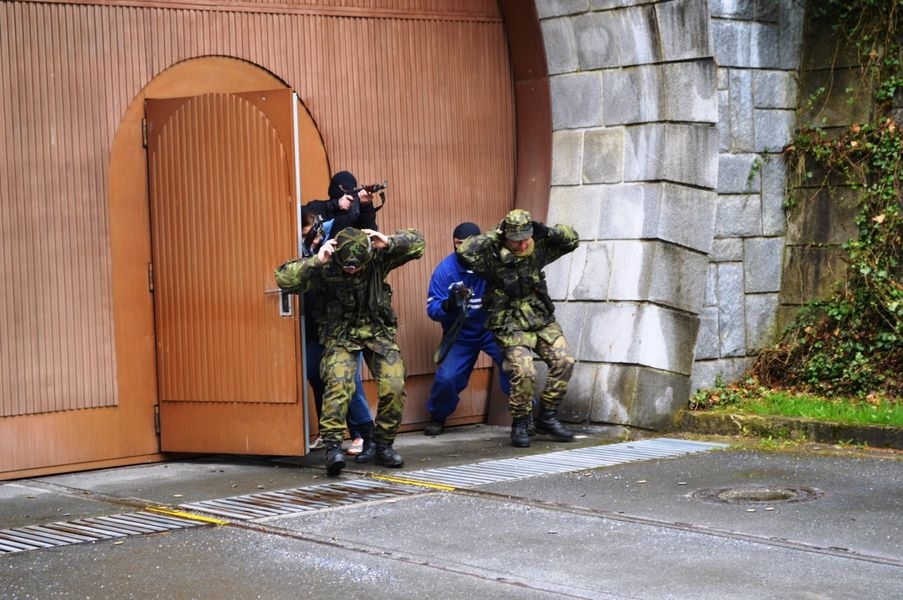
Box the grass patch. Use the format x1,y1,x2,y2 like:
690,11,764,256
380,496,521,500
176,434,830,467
690,377,903,427
736,392,903,426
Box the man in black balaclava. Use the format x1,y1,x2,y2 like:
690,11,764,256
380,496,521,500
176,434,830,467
423,222,511,436
296,170,381,458
303,170,378,236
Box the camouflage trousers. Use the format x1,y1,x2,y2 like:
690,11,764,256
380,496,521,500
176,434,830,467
497,321,575,418
319,344,407,445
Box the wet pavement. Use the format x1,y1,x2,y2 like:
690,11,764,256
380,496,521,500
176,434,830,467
1,425,902,599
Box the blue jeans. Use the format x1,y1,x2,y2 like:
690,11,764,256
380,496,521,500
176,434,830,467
305,335,372,438
426,329,511,422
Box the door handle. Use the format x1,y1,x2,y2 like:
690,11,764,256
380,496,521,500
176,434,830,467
265,288,293,317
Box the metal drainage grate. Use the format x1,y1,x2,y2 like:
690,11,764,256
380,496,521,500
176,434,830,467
396,437,728,488
0,510,204,555
180,477,425,520
692,485,823,505
1,438,726,554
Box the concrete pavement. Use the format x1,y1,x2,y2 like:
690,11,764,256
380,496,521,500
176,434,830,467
1,425,902,599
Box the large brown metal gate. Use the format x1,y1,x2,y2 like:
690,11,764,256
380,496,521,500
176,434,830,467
1,0,545,478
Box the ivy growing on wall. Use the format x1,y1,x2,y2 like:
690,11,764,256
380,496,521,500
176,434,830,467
751,0,902,398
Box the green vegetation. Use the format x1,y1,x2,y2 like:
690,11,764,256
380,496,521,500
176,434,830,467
692,2,901,426
690,377,903,427
748,0,902,400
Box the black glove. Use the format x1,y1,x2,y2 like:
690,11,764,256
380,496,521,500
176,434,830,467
442,282,470,312
531,220,550,239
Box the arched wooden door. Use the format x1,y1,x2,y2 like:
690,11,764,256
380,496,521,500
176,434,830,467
145,89,307,455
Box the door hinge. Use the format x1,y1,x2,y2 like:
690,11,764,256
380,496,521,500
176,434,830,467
154,404,160,435
147,262,154,292
142,118,148,148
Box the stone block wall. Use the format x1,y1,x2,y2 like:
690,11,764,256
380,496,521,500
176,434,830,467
778,10,876,331
537,0,719,430
693,0,805,391
536,0,807,429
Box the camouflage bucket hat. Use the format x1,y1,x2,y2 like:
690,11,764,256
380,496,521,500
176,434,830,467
501,209,533,241
333,227,371,269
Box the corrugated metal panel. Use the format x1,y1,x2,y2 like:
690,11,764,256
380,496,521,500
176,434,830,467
148,92,297,404
134,2,513,379
1,1,120,416
38,1,500,19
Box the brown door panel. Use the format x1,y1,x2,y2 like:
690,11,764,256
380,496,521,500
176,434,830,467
146,89,305,455
159,401,305,455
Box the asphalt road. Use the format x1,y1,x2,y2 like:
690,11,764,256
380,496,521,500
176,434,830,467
1,426,901,599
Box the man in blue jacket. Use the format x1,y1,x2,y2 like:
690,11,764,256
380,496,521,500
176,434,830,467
424,222,511,436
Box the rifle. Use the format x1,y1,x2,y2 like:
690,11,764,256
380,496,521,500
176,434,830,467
433,283,472,364
340,180,389,211
302,214,324,255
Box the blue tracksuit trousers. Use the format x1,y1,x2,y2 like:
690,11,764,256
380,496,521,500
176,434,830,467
426,328,510,422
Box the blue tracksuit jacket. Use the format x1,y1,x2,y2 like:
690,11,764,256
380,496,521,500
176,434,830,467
425,253,510,421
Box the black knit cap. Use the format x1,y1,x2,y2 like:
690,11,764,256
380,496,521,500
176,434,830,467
452,222,481,240
328,171,357,200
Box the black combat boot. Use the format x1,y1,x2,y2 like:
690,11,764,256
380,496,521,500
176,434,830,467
354,422,376,464
375,443,404,468
324,443,346,476
534,408,575,442
424,418,445,436
510,415,532,448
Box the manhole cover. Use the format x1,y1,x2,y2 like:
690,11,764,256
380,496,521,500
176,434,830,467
691,485,822,505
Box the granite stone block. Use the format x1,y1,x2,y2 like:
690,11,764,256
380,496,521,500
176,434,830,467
744,237,784,293
624,123,719,188
541,16,580,75
694,305,720,360
536,0,591,19
716,262,746,356
574,11,620,70
582,302,699,374
745,293,781,351
656,0,712,61
583,128,624,183
715,194,762,237
551,129,584,185
550,72,604,129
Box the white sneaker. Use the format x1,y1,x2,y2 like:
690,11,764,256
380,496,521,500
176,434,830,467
309,437,325,451
347,437,364,455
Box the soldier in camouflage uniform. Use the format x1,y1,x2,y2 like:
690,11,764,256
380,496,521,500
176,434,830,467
275,226,425,475
456,209,579,448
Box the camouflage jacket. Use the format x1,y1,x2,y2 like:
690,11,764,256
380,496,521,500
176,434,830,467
456,224,578,335
274,229,425,351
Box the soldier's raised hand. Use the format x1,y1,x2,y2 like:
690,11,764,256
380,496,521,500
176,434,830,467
362,228,389,250
318,238,337,263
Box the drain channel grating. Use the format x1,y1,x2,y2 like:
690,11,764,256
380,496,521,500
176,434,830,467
180,478,424,520
179,439,726,521
398,437,728,488
1,438,726,555
0,511,202,554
